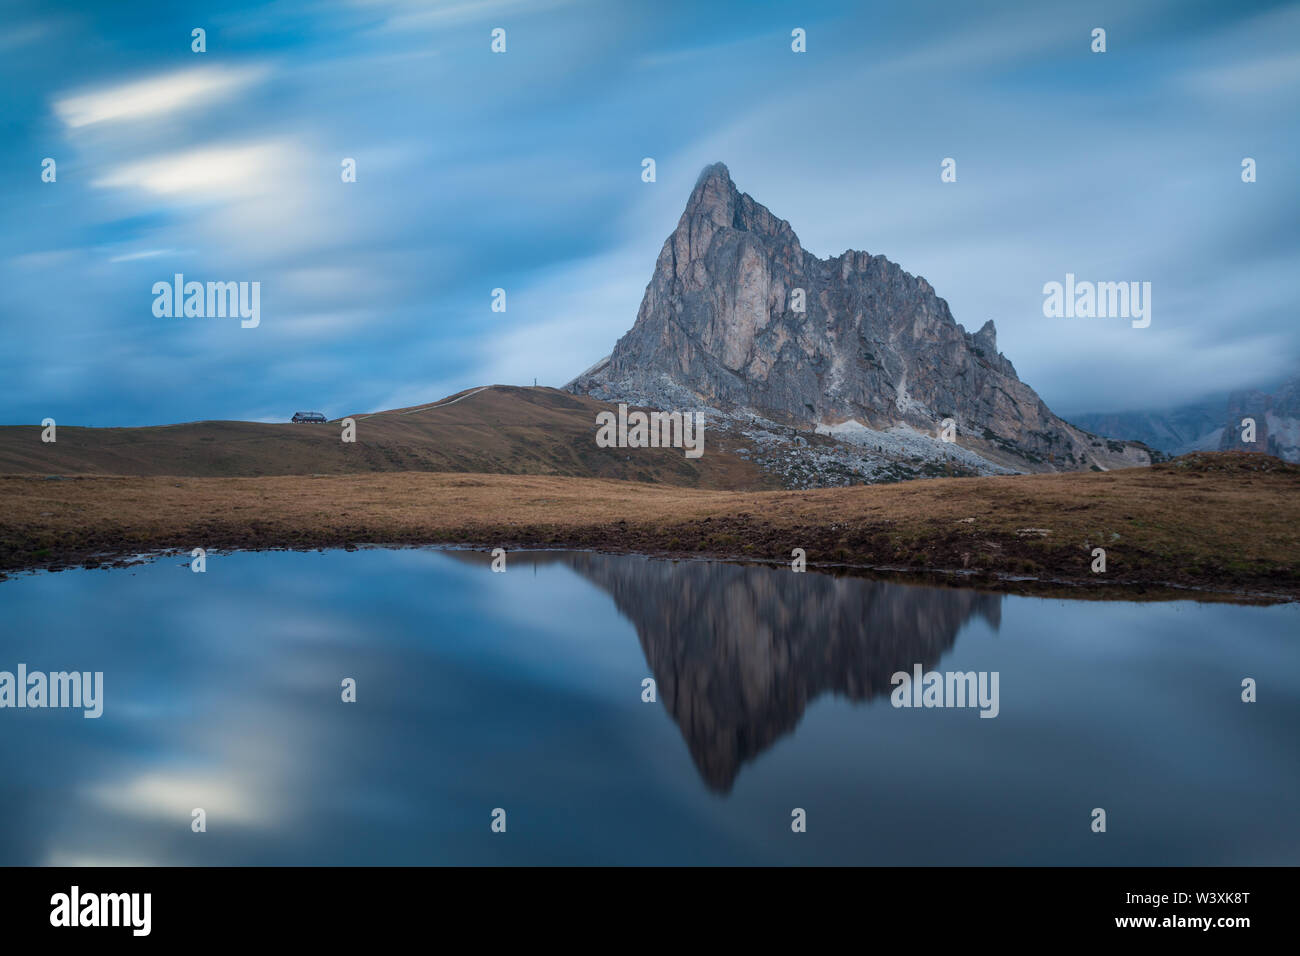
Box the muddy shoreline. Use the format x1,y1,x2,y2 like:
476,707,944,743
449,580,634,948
3,456,1297,603
3,520,1294,606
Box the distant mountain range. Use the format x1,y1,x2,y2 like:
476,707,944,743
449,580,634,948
568,163,1151,478
1069,375,1300,463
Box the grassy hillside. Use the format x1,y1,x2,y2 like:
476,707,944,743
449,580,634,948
0,386,771,490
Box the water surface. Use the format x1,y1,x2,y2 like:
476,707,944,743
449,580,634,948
0,548,1295,865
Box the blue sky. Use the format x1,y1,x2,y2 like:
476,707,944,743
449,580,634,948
2,0,1297,425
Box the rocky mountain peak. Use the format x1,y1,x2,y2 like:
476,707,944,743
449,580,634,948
569,163,1150,477
675,162,801,265
685,162,735,218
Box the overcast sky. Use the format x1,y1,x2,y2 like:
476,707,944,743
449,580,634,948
2,0,1297,425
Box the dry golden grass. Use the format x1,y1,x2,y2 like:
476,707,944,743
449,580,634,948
2,452,1297,600
0,386,771,490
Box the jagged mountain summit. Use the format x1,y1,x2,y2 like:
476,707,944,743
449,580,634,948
568,162,1150,478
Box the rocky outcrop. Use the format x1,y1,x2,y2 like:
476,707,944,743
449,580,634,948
1218,376,1300,461
569,162,1150,474
1072,375,1300,463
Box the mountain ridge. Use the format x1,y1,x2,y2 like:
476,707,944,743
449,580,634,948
568,162,1151,477
1069,374,1300,463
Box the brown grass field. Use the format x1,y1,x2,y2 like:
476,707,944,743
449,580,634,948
0,386,772,489
1,451,1296,601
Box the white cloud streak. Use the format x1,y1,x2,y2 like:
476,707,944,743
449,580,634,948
54,65,268,128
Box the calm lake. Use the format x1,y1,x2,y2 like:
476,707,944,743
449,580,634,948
0,548,1296,865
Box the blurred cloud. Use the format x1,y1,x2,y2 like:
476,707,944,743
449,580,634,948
54,65,269,128
86,770,273,827
93,140,295,198
351,0,582,30
0,0,1296,425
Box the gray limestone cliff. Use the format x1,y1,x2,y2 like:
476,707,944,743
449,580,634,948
569,163,1150,474
1218,375,1300,461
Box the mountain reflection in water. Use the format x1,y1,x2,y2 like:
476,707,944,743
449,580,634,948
2,547,1295,866
448,551,1000,792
